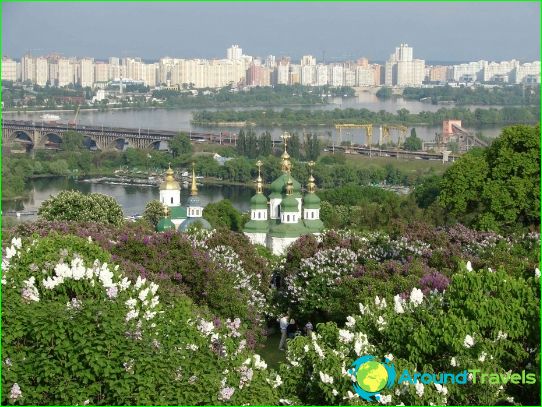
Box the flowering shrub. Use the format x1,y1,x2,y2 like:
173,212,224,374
278,228,540,323
2,235,281,405
278,264,540,405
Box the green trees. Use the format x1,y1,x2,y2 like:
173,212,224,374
169,133,192,157
259,131,273,157
143,200,165,228
439,125,540,231
203,200,244,231
376,87,393,99
403,128,423,151
62,131,84,151
38,191,124,226
304,133,321,161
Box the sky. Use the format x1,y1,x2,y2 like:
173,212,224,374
2,1,540,63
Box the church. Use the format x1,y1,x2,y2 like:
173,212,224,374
156,163,212,232
243,134,324,255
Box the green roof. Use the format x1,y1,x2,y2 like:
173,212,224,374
156,218,175,232
270,173,301,194
243,219,270,233
268,219,310,238
303,193,321,209
303,219,324,233
281,195,299,212
170,206,187,219
250,193,268,209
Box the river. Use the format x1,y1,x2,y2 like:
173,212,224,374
2,177,254,226
5,93,505,143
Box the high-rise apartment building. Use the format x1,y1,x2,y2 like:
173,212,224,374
34,57,49,86
315,64,328,86
79,58,95,87
514,61,541,84
227,45,242,61
21,54,35,83
385,44,424,86
246,62,270,86
94,61,110,83
329,64,344,87
1,57,17,82
275,60,290,85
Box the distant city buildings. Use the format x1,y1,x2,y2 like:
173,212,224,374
2,44,539,90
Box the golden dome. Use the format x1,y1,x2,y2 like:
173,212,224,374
160,165,180,190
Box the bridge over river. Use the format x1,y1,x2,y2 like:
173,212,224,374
1,119,239,151
2,119,458,161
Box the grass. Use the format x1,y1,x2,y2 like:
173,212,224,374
258,332,287,370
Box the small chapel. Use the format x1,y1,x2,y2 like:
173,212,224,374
243,133,324,255
156,163,212,232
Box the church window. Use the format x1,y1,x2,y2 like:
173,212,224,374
287,214,290,222
171,197,173,204
258,212,261,219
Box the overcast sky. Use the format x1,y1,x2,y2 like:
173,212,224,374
2,2,540,62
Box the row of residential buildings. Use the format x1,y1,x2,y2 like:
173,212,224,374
2,44,539,89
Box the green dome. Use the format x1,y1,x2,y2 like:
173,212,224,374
270,174,301,195
156,217,175,232
281,195,299,212
303,192,321,209
179,217,212,232
250,193,268,209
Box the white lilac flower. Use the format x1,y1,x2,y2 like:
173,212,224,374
376,316,387,331
393,295,405,314
272,374,283,388
134,276,145,289
5,245,17,259
506,397,514,403
345,316,356,328
125,309,139,322
338,329,354,343
83,400,90,405
67,298,82,310
415,382,424,397
12,237,22,250
198,320,214,335
319,371,334,384
332,389,338,396
119,277,131,290
188,375,198,384
144,310,156,320
313,341,324,358
106,286,118,299
463,334,475,348
384,353,394,361
125,298,137,308
466,261,473,272
10,383,22,401
304,345,310,353
218,386,235,401
359,303,367,314
21,277,40,302
378,394,392,404
253,354,267,370
185,344,198,351
343,391,359,400
535,268,540,279
409,288,424,307
496,331,508,340
450,357,457,367
478,352,487,362
138,287,150,302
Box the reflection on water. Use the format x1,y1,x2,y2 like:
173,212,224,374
2,177,254,222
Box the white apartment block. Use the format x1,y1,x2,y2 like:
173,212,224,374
301,65,316,85
329,65,344,87
34,57,49,86
57,59,75,87
315,64,328,86
385,44,424,87
343,66,356,86
451,61,486,82
301,55,316,66
94,62,110,83
276,63,289,85
356,66,375,86
79,58,95,87
227,45,242,61
514,61,541,84
483,60,519,82
21,55,34,83
1,57,17,81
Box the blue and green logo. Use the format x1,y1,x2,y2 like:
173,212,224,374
349,355,396,402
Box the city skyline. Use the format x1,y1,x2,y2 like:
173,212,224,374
2,2,540,61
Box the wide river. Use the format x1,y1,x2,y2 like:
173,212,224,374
6,93,504,143
3,94,505,224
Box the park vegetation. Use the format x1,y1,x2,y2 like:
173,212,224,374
2,124,539,405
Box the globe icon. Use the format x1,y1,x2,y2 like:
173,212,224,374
356,360,389,393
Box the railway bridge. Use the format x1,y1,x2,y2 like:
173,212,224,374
1,120,238,151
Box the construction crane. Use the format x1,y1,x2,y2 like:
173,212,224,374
68,105,80,127
380,125,408,147
334,124,374,150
